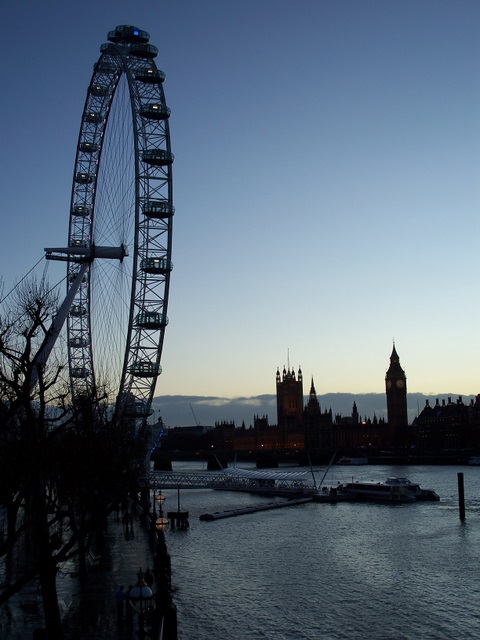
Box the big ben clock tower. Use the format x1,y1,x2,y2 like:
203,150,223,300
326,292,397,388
385,344,408,444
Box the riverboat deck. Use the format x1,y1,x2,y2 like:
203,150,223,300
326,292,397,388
338,477,440,503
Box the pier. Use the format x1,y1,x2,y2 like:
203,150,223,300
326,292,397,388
149,468,316,497
200,497,314,520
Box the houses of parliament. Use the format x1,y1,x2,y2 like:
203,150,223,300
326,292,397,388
210,345,480,461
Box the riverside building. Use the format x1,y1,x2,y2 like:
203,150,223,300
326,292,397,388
212,345,480,461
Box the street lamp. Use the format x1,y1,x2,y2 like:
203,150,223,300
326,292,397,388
154,491,169,531
129,568,155,638
152,489,165,516
155,516,169,532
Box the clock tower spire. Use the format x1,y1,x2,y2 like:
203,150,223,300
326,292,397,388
385,343,408,444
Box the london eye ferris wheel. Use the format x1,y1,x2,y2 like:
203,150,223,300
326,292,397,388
45,25,174,424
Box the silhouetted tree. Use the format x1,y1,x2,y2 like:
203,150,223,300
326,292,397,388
0,280,147,637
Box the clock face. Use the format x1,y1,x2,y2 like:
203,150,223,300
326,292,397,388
386,380,392,389
396,379,404,389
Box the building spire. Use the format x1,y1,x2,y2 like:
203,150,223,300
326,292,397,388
390,342,400,364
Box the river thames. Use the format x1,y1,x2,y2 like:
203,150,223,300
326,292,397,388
161,463,480,640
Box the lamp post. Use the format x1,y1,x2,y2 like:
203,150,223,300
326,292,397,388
155,491,168,530
155,515,169,532
152,488,165,515
129,568,155,638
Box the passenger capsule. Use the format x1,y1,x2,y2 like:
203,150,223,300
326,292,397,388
142,149,174,167
75,172,94,184
129,43,158,59
85,111,102,124
91,84,108,97
139,103,171,120
135,67,165,83
142,200,174,219
78,142,99,153
124,401,153,417
72,205,92,217
129,361,162,377
140,257,173,274
135,311,169,329
71,367,88,378
69,239,89,248
70,305,87,317
107,25,150,44
69,336,89,348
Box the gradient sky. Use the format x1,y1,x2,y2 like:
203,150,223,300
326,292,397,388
1,1,479,400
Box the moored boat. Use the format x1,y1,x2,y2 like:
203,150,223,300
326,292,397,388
338,477,440,503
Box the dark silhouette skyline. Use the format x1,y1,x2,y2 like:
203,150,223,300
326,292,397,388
153,391,477,429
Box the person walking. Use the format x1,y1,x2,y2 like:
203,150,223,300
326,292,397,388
125,584,133,624
144,568,154,589
115,585,125,619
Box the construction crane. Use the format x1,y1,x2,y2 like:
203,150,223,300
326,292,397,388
190,404,201,427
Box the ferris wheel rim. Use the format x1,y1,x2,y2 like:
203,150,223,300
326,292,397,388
65,25,174,423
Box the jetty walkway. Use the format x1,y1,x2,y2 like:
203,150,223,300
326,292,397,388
200,496,314,520
150,467,315,497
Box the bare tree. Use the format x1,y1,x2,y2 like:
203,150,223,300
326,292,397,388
0,280,146,637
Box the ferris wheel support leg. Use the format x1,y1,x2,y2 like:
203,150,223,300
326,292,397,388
29,263,89,391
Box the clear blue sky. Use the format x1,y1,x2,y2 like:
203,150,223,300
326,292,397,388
1,1,479,399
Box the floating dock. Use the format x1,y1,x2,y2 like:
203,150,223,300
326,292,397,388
200,497,314,520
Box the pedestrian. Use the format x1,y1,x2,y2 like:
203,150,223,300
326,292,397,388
115,585,125,619
144,568,154,588
125,585,133,623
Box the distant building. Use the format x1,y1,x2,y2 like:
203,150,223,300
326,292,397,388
171,345,480,459
303,378,333,451
385,344,408,445
302,376,386,455
411,395,480,452
276,366,304,433
163,425,214,452
214,360,388,457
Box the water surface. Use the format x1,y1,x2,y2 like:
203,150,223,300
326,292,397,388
162,464,480,640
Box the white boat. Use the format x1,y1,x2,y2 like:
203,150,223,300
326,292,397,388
339,477,440,503
337,456,368,465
